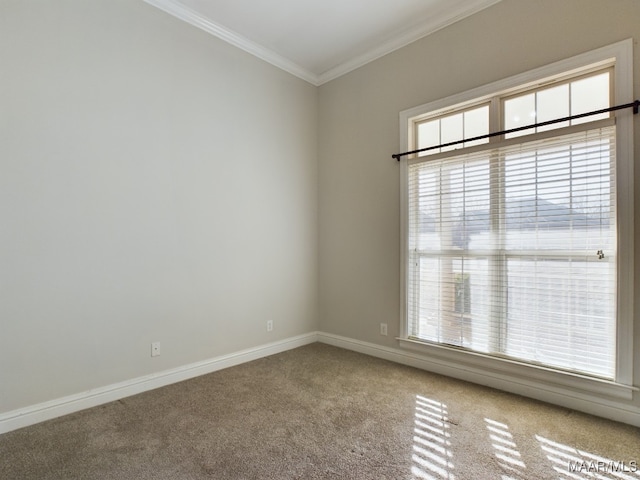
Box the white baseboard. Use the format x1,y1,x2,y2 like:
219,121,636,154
316,332,640,428
3,331,637,434
0,332,318,435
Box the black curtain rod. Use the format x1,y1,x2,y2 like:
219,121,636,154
392,100,640,161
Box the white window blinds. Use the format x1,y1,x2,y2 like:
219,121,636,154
407,124,617,379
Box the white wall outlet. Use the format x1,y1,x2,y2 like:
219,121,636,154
151,342,161,357
266,320,273,332
380,323,388,336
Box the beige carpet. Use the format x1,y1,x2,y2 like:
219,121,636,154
1,343,638,479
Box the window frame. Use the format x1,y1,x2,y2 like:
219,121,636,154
398,39,635,399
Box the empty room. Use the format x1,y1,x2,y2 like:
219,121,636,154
1,0,639,478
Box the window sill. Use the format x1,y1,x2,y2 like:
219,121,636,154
398,337,637,401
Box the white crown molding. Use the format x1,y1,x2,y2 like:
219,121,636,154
317,0,504,84
144,0,503,87
143,0,321,85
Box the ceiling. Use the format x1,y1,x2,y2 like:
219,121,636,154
144,0,502,85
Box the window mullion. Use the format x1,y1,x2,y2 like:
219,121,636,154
489,97,502,143
490,92,509,356
408,166,421,338
489,149,506,353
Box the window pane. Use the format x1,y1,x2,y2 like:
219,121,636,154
506,258,616,378
464,106,489,147
537,84,569,132
503,135,615,251
415,255,491,350
440,113,463,152
416,106,489,155
571,72,610,124
504,93,535,138
417,120,440,156
410,155,493,351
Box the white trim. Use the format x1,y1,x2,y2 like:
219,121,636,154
397,338,637,399
3,332,638,434
317,332,640,427
316,0,503,85
612,40,635,386
0,332,318,435
142,0,319,85
143,0,502,86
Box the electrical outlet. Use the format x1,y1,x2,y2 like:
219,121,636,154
151,342,161,357
267,320,273,332
380,323,388,336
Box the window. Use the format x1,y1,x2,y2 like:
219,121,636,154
400,41,634,390
415,104,490,154
503,70,611,138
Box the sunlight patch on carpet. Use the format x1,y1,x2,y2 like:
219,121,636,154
411,395,456,480
485,418,527,480
536,435,640,480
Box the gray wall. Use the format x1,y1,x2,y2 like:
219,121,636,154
3,0,640,422
318,0,640,409
0,0,318,413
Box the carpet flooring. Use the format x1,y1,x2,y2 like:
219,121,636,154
1,343,638,479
